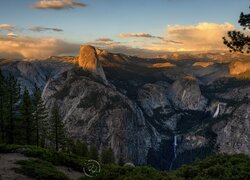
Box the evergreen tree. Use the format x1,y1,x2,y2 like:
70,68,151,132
118,157,125,166
50,102,66,151
20,87,33,145
72,140,89,157
5,74,20,144
89,145,99,161
0,70,6,143
33,86,48,147
223,7,250,53
101,147,115,164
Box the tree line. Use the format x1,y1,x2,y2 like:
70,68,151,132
0,70,65,149
0,70,117,164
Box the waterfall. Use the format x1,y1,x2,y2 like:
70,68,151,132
170,134,178,170
213,103,220,118
174,135,178,158
181,90,186,101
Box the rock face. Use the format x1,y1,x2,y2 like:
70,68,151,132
152,62,176,68
0,57,74,92
42,69,151,165
137,83,170,117
3,47,250,170
214,102,250,155
170,76,206,110
77,45,107,83
192,62,214,68
229,60,250,75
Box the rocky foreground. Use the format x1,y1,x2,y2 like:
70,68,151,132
1,46,250,170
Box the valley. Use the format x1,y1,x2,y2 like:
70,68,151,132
1,46,250,171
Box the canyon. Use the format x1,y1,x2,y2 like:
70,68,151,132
1,46,250,170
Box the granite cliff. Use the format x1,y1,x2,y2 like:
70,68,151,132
1,46,250,170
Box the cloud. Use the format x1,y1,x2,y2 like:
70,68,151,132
29,26,63,32
33,0,86,10
0,24,15,31
120,32,163,40
0,35,79,59
87,38,121,47
118,23,235,53
95,38,113,42
7,33,18,38
106,45,170,58
0,22,235,59
162,22,235,52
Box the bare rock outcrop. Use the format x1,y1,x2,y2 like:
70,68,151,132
42,69,151,165
170,76,207,110
214,102,250,155
229,60,250,75
192,62,214,68
137,83,170,117
77,45,107,83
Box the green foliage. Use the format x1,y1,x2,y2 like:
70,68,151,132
0,70,7,143
49,102,66,151
101,147,115,165
80,165,174,180
0,144,88,172
89,145,99,161
5,73,20,144
118,157,125,166
71,140,89,157
223,7,250,53
32,86,48,147
14,159,69,180
20,87,34,145
0,144,250,180
82,154,250,180
173,154,250,180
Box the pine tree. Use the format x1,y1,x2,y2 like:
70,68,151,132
20,87,33,145
50,102,66,151
89,145,99,161
72,140,89,157
118,157,125,166
0,70,7,143
223,7,250,53
33,86,48,147
101,147,115,164
5,74,20,144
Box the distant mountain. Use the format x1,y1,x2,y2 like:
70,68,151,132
1,46,250,170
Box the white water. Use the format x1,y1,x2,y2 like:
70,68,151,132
170,135,178,169
41,79,51,98
181,90,186,101
213,103,220,118
174,135,178,158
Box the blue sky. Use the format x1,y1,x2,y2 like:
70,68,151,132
0,0,249,58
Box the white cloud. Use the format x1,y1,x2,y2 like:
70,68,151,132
161,22,235,52
33,0,86,10
0,24,15,31
7,33,18,38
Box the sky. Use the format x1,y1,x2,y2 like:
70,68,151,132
0,0,249,59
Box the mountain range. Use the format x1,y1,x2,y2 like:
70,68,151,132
1,45,250,170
